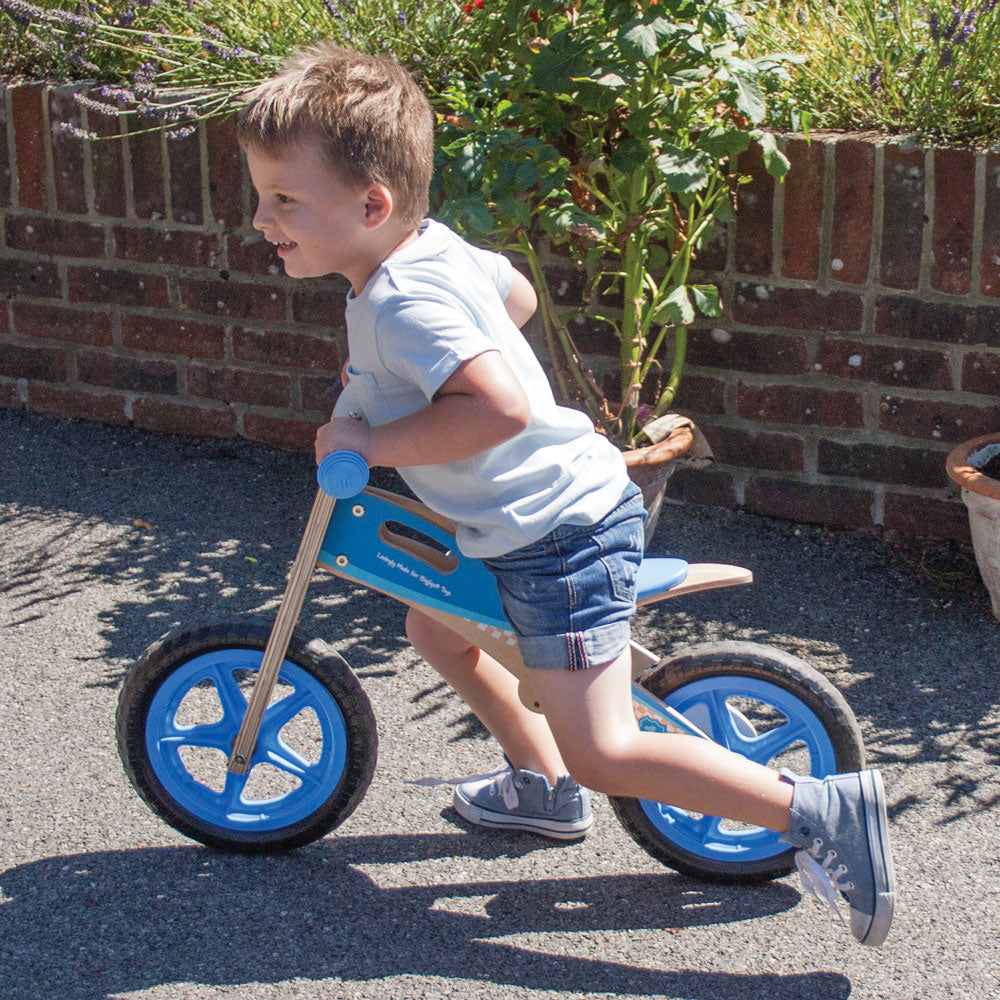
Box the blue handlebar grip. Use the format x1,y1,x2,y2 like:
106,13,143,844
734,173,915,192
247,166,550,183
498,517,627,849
317,450,370,498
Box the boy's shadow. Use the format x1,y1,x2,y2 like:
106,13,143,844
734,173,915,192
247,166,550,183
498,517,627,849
0,833,851,1000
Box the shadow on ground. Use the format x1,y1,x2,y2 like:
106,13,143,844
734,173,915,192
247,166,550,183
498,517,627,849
0,834,851,1000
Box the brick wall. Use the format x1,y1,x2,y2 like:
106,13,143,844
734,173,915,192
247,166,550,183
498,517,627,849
2,81,998,540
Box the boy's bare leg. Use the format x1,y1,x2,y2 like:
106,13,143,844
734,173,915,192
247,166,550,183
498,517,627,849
405,608,569,784
524,646,793,833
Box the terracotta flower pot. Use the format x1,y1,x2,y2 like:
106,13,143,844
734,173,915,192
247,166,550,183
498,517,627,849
622,425,694,545
946,432,1000,619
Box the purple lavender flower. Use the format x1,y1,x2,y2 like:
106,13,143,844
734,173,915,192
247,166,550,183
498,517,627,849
929,10,941,41
914,48,926,68
868,64,884,94
940,43,954,66
942,5,962,39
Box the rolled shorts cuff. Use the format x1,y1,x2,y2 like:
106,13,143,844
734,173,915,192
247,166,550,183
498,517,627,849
518,619,632,672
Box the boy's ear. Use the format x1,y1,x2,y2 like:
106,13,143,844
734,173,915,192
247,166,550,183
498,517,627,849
362,183,394,228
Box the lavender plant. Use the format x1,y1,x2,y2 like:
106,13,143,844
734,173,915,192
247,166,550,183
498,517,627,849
0,1,488,137
752,0,1000,146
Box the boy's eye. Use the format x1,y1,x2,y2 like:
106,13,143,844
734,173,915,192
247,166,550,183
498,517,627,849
276,194,293,204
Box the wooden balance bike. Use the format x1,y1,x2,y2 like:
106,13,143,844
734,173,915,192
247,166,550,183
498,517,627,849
116,451,865,883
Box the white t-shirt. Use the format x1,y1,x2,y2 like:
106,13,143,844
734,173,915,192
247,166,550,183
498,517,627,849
334,219,628,558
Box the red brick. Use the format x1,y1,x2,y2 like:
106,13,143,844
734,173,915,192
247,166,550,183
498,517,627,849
817,439,948,488
13,304,113,346
874,296,980,344
114,226,219,268
242,412,317,451
167,128,203,225
121,314,226,359
88,89,127,218
699,422,804,472
744,477,875,529
687,327,809,375
129,128,166,220
735,141,774,276
77,350,179,395
815,337,952,390
962,352,1000,395
733,284,863,332
829,139,874,284
132,397,236,438
187,364,291,407
738,382,864,427
883,492,970,542
982,153,1000,298
0,378,24,409
68,267,170,308
233,326,340,372
206,114,244,227
781,137,824,281
879,394,1000,443
10,84,48,211
880,144,925,290
226,233,285,276
5,215,106,258
931,147,975,295
673,373,726,415
665,466,737,508
179,278,285,321
0,97,10,208
691,219,728,273
48,88,87,214
28,384,129,425
0,259,61,298
0,341,67,381
301,374,341,414
291,287,350,328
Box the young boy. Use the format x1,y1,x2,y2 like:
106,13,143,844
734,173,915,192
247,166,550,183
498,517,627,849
237,43,895,947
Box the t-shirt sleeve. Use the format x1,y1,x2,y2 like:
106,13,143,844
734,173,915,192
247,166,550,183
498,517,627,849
465,243,513,301
373,296,496,402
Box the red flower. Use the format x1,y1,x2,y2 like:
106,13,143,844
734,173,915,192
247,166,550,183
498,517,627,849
529,9,539,21
473,0,484,7
464,2,472,11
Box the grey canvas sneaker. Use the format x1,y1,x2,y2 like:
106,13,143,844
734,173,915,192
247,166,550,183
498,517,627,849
454,766,592,840
781,768,896,947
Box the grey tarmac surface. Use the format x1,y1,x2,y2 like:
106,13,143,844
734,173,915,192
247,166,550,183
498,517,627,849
1,407,998,1000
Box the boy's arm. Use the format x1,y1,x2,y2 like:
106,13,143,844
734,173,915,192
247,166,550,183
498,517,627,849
504,267,537,328
315,350,530,469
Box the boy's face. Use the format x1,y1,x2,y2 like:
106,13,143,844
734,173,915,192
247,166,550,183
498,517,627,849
246,140,375,283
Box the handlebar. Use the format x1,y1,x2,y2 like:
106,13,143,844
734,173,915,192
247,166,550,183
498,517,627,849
317,450,370,498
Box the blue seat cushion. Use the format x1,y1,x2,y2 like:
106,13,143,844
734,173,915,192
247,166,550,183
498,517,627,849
635,557,689,602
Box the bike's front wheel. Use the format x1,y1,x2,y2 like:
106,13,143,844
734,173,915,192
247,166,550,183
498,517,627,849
609,641,865,883
116,617,377,853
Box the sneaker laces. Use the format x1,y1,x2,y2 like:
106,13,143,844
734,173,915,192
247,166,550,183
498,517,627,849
794,838,855,929
405,766,520,809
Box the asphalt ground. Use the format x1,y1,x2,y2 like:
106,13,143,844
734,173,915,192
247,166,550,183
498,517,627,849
1,407,998,1000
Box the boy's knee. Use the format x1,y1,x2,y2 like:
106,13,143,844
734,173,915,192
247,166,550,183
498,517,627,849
405,608,467,658
555,738,633,794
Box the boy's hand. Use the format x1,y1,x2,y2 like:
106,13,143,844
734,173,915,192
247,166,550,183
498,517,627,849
315,417,372,466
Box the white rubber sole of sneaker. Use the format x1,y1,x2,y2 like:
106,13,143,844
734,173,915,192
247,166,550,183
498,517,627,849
854,768,896,947
453,790,593,841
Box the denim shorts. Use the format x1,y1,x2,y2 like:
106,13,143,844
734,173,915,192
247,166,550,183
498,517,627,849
483,482,646,671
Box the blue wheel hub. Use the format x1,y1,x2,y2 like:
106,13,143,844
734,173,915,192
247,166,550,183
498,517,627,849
146,649,348,832
638,675,838,863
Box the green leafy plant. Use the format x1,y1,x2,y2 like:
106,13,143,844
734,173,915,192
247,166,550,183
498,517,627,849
436,0,796,448
751,0,1000,147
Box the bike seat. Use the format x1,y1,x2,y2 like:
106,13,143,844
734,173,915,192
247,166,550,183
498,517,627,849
635,557,689,602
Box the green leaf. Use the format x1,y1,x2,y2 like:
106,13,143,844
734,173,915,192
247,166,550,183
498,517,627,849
611,137,651,174
753,130,790,181
463,199,496,235
650,285,695,327
691,284,721,317
655,146,712,194
734,74,766,124
696,125,750,161
618,17,673,61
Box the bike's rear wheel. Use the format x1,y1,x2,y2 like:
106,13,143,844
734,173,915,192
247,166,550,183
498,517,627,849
117,617,377,853
610,641,865,883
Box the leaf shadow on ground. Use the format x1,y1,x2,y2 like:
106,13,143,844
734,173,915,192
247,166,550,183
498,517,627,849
0,836,850,1000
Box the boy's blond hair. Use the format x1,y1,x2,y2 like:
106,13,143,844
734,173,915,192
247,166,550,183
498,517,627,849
238,43,434,228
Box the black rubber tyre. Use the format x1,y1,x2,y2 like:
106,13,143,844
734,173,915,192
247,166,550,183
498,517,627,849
117,616,377,853
609,641,865,883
